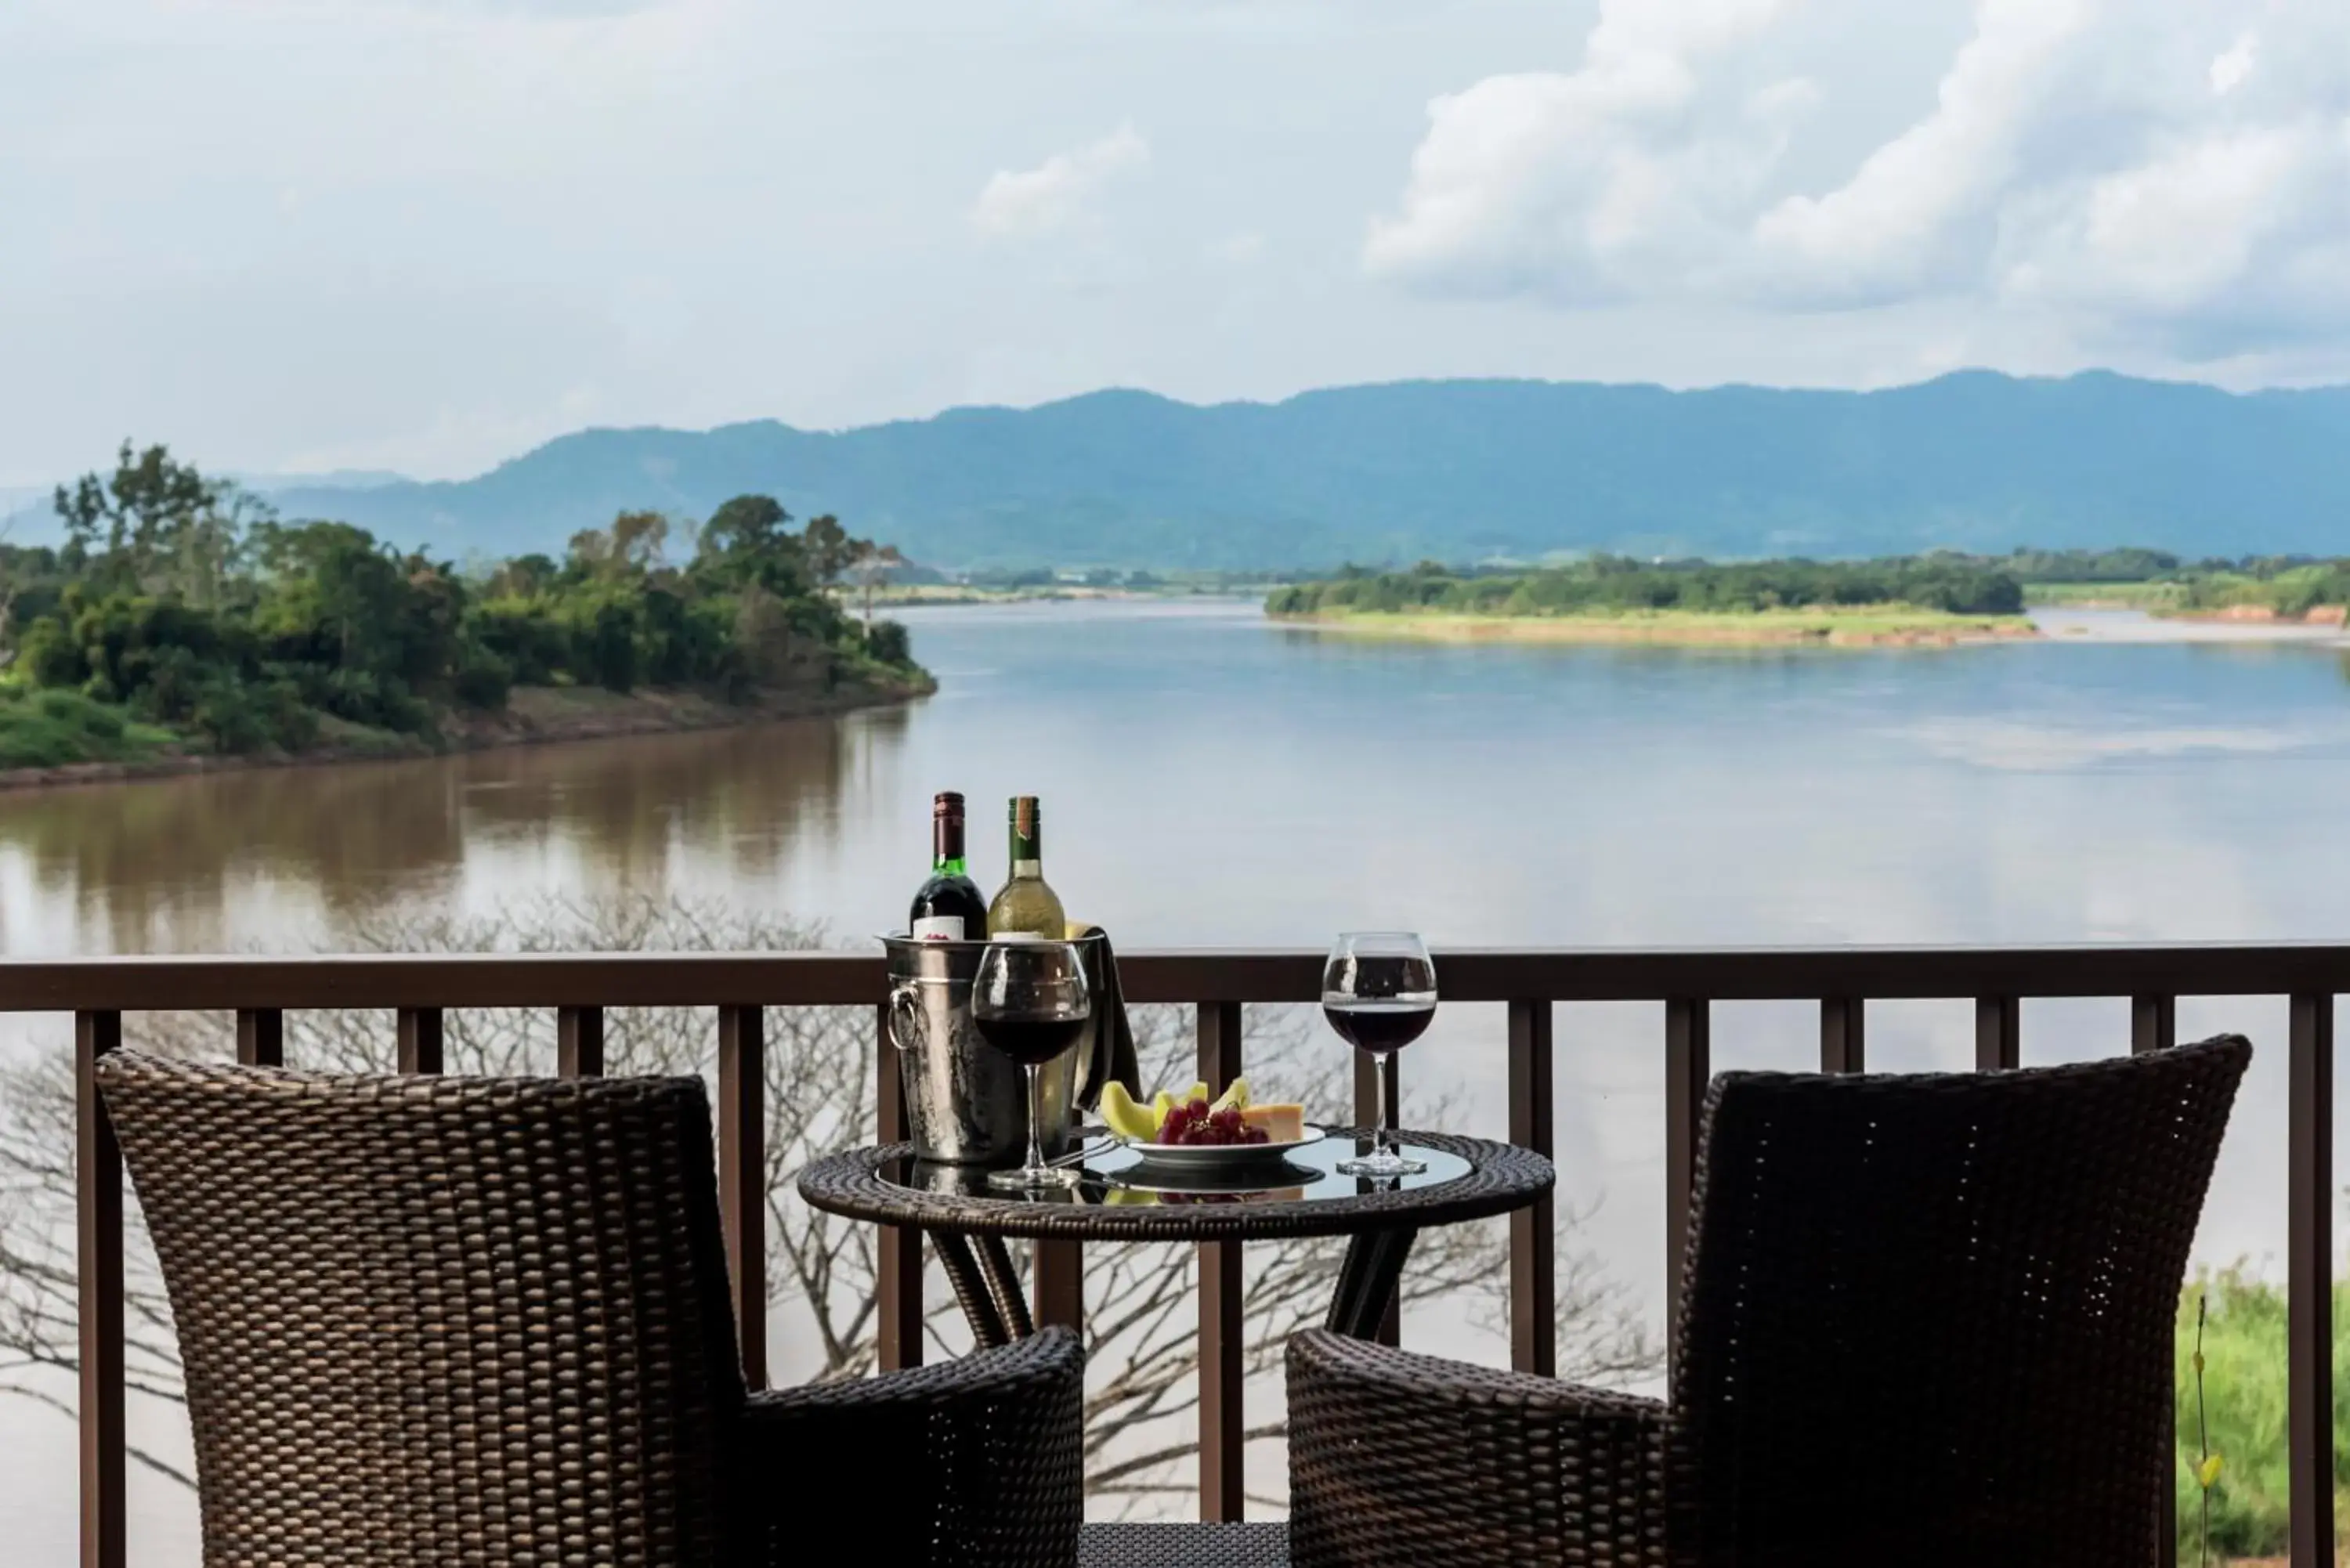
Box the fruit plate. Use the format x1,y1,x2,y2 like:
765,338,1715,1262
1113,1125,1327,1169
1092,1154,1323,1197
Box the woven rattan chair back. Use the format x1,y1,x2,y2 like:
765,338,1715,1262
1670,1034,2248,1568
97,1052,748,1568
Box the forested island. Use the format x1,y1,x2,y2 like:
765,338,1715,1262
0,444,927,778
1265,555,2037,645
1267,548,2350,646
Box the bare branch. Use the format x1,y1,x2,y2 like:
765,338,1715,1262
0,897,1658,1517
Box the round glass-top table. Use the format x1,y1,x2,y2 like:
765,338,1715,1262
797,1129,1553,1346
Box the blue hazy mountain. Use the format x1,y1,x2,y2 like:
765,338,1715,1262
232,371,2350,569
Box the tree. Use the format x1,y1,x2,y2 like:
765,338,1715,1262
566,511,670,582
0,896,1657,1518
53,442,263,605
845,540,907,626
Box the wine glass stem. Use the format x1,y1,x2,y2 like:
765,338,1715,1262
1375,1049,1395,1158
1025,1061,1048,1176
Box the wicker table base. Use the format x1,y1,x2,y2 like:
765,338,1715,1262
1079,1522,1289,1566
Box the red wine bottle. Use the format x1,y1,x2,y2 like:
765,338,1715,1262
909,792,988,940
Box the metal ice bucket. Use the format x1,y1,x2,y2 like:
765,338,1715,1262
881,932,1112,1165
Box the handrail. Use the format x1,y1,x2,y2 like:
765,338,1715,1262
50,942,2342,1568
10,938,2350,1010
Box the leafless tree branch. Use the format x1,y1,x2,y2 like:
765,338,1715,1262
0,894,1658,1519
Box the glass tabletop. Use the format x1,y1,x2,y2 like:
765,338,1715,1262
875,1131,1473,1210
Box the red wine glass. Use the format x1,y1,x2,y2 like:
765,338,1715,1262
974,938,1093,1190
1323,931,1436,1177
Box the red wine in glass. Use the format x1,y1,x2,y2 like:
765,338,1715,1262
1322,1000,1435,1054
974,1013,1090,1068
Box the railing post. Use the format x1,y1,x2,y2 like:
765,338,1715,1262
2288,994,2334,1568
1508,997,1556,1377
1352,1046,1401,1346
874,1001,922,1372
556,1005,604,1078
1665,997,1710,1378
1197,1001,1245,1522
396,1007,443,1075
718,1004,767,1389
1819,996,1865,1074
78,1010,125,1568
1032,1240,1083,1335
235,1008,284,1068
2131,995,2176,1055
2131,993,2180,1566
1974,995,2019,1071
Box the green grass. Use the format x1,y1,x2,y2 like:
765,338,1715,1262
0,685,179,769
2175,1269,2350,1563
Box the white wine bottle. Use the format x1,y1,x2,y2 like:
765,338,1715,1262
986,794,1068,938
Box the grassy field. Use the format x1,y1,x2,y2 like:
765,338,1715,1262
1267,605,2037,647
0,686,179,769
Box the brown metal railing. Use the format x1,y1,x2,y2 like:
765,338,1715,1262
12,941,2342,1568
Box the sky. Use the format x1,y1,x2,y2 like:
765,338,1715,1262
2,0,2347,485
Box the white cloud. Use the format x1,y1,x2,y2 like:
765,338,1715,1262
1998,119,2350,350
1751,0,2095,302
1361,0,1791,303
1367,0,2350,359
2209,34,2258,97
972,125,1150,239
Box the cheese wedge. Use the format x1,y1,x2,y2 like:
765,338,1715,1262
1242,1103,1305,1143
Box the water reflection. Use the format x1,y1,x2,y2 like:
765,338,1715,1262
0,705,907,955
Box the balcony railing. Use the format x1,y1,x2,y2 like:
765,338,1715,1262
8,941,2340,1568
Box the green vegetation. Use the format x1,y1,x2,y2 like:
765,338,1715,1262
2171,562,2350,619
1991,547,2350,619
0,443,924,769
2023,581,2189,609
0,687,175,769
1278,555,2030,634
2173,1269,2350,1563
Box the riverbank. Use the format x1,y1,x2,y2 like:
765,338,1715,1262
1268,607,2038,647
0,671,933,792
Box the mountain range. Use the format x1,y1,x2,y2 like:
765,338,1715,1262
24,372,2350,569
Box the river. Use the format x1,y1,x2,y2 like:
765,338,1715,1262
2,598,2347,1557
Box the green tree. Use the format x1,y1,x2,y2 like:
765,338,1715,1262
53,442,260,604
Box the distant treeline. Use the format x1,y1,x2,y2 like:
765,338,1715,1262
2001,547,2350,613
0,443,920,761
1267,555,2028,619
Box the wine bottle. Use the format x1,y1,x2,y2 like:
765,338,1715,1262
986,794,1068,938
909,792,988,941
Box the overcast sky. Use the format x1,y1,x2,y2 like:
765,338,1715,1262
3,0,2346,483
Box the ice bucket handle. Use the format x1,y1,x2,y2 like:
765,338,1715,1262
886,983,924,1060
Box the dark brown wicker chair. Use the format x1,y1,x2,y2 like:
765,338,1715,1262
96,1051,1085,1568
1286,1035,2251,1568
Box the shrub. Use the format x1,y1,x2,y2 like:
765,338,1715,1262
864,619,911,667
452,645,514,710
20,617,86,688
0,688,172,768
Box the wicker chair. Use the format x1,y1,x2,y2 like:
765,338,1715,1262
1286,1035,2251,1568
96,1051,1085,1568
